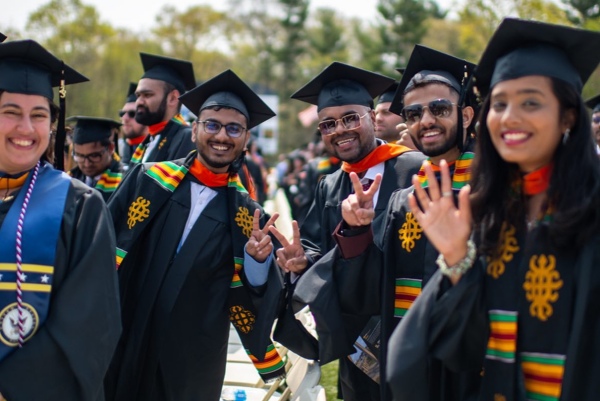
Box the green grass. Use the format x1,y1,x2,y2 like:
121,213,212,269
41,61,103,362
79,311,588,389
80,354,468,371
320,361,339,400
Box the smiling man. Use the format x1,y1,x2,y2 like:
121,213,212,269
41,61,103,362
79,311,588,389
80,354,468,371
104,70,285,401
270,62,424,401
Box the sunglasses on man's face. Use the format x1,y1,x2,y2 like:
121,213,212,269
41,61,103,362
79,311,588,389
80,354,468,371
401,99,456,124
593,116,600,124
119,110,136,119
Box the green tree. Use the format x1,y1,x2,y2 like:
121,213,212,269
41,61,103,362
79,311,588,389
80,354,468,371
562,0,600,25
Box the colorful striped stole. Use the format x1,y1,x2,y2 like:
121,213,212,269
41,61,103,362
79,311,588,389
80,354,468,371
417,151,474,190
521,352,565,401
95,170,122,192
486,310,517,363
394,278,422,318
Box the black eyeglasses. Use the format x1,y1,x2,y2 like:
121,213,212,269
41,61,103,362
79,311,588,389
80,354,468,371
317,111,370,136
72,148,108,163
593,116,600,124
402,99,456,124
198,120,247,138
119,110,136,118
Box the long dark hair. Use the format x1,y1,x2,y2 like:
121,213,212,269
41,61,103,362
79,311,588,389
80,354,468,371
470,77,600,255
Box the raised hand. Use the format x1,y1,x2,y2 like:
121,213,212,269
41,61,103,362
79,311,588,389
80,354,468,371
246,208,279,263
269,221,308,274
408,160,472,266
341,172,382,227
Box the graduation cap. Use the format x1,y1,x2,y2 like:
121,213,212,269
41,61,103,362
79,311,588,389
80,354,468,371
291,62,395,112
585,94,600,114
378,82,400,105
472,18,600,98
390,45,476,115
0,39,89,170
0,33,6,43
67,116,121,145
179,69,275,130
125,82,137,103
140,53,196,93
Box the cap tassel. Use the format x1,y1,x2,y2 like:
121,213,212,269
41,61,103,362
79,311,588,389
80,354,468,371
54,65,67,171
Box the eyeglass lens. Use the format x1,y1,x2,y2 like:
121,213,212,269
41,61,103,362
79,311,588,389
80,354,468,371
402,99,454,124
119,110,136,118
201,120,245,138
318,113,363,135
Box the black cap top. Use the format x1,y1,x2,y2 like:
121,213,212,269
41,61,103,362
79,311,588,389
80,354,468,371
473,18,600,98
179,69,275,130
68,116,122,145
0,33,6,43
125,82,137,103
378,82,399,104
585,94,600,113
0,39,88,100
140,53,196,93
291,62,395,112
390,45,475,115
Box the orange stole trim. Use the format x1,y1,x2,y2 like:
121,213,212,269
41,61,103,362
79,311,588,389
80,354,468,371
189,159,229,187
341,143,412,174
148,120,168,136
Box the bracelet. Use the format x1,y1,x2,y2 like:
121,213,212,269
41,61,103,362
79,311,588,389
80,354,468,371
436,239,476,278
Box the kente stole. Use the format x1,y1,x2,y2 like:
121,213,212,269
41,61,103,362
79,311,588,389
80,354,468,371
393,152,474,318
129,114,188,164
115,154,285,381
482,220,572,401
0,163,70,359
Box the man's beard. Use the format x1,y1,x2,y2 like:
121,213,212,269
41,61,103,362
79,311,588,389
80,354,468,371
135,95,168,126
412,124,458,157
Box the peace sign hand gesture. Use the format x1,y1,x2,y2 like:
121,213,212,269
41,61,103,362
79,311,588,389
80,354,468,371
269,221,308,274
246,208,279,263
341,172,382,227
408,160,472,267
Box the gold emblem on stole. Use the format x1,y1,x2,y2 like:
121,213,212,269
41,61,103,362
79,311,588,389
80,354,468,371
487,223,519,279
398,212,422,252
229,305,255,334
235,207,253,238
523,254,563,321
127,196,151,229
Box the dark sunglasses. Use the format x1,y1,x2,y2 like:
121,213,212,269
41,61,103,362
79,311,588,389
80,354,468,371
402,99,456,124
198,120,247,138
119,110,136,118
593,116,600,124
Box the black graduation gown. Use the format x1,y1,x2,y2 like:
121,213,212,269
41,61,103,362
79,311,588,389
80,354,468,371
143,120,195,163
69,158,124,202
105,161,283,401
387,233,600,401
276,149,424,401
0,178,121,401
295,156,341,226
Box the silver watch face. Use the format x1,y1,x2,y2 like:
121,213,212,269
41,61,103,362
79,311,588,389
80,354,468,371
0,303,39,346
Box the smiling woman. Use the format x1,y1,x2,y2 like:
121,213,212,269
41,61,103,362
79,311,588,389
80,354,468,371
386,18,600,401
0,39,121,401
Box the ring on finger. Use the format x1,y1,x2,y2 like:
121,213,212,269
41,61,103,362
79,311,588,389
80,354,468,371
442,191,453,197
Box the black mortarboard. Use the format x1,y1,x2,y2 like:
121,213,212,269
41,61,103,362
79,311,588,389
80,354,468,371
392,45,476,113
378,82,399,104
68,116,121,145
585,94,600,114
472,18,600,98
0,40,88,100
291,62,395,112
125,82,137,103
140,53,196,93
0,33,6,43
179,69,275,130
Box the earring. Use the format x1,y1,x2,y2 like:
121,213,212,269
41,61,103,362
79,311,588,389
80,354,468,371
562,128,570,145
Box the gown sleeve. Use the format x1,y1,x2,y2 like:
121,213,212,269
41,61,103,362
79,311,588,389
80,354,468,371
386,263,487,401
0,183,121,401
